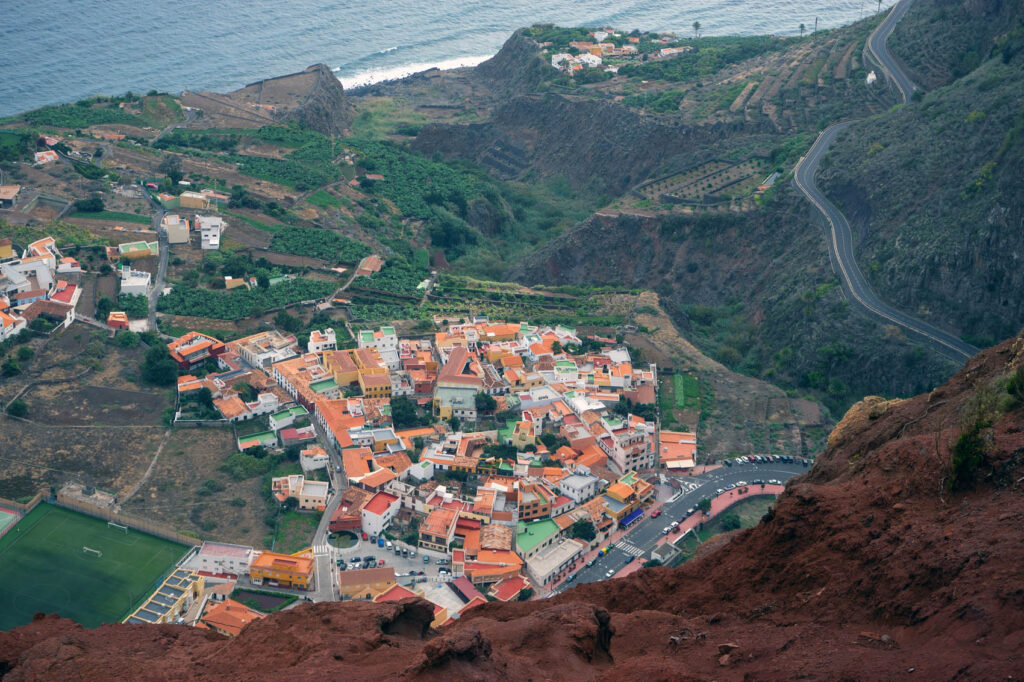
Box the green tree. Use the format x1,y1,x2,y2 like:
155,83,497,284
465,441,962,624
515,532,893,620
950,422,987,492
74,195,104,212
158,155,184,185
448,416,461,432
141,345,178,385
696,497,712,514
799,23,806,37
6,398,28,418
282,496,299,510
720,512,741,531
693,20,701,38
390,395,423,429
16,346,34,361
2,357,21,376
117,331,141,348
475,392,497,413
551,340,563,354
568,519,596,542
95,296,115,321
642,558,663,568
274,310,302,333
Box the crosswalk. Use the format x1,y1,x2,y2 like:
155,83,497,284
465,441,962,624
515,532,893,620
615,540,645,557
677,480,702,494
314,543,333,556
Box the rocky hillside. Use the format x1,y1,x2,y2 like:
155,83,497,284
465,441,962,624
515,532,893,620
3,334,1023,679
414,93,763,197
817,1,1024,348
510,199,959,417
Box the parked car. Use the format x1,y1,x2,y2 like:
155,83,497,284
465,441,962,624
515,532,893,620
586,559,596,567
605,569,615,578
566,573,577,582
377,537,385,547
386,541,393,551
363,555,375,562
350,557,360,563
670,521,680,530
662,526,672,535
723,459,733,467
338,562,347,571
423,555,430,564
378,559,386,566
361,532,368,540
686,507,695,516
651,508,662,518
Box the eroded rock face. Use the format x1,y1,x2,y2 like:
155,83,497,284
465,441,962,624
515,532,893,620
279,64,352,137
3,336,1024,680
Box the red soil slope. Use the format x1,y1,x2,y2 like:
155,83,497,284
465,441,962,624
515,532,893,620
3,334,1024,680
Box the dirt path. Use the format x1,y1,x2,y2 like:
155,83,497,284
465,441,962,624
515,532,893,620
117,429,173,508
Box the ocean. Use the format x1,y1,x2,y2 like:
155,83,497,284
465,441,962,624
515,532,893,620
0,0,882,117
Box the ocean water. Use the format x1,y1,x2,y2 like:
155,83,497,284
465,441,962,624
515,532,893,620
0,0,884,117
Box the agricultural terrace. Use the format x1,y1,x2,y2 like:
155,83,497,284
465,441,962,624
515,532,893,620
0,504,186,630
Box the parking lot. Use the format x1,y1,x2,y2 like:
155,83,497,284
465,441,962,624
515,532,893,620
328,536,455,584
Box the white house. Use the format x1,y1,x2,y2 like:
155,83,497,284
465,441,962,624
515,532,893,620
361,491,400,537
119,265,151,297
308,328,337,354
196,215,224,250
185,541,254,578
0,309,27,341
558,472,599,504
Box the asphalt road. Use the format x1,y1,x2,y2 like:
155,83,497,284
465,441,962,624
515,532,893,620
793,0,978,364
568,461,808,589
866,0,917,104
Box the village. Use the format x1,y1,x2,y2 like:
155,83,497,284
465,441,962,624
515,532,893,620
0,225,810,634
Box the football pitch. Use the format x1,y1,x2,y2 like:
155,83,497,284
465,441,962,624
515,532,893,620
0,504,187,630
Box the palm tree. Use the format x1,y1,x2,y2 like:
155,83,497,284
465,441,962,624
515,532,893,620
693,21,701,39
799,23,806,38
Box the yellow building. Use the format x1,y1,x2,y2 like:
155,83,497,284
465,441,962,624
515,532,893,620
338,566,396,600
178,191,210,209
358,371,392,399
123,569,204,624
0,237,13,260
249,550,315,590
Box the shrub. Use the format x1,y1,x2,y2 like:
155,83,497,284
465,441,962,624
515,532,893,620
949,422,987,492
6,398,28,418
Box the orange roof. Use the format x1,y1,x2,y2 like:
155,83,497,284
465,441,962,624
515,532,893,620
395,426,437,440
421,508,457,537
360,468,397,488
373,584,420,603
577,444,607,469
606,482,633,500
338,566,395,586
363,491,399,516
251,551,313,575
342,447,373,478
214,396,248,420
475,549,523,567
200,599,265,637
490,575,528,601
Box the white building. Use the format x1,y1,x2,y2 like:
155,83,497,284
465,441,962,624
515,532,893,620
308,328,337,354
119,265,151,297
162,214,189,244
185,541,254,578
358,326,400,370
407,460,434,483
0,309,27,341
526,538,587,588
196,215,224,250
361,491,400,537
557,472,599,504
299,446,330,473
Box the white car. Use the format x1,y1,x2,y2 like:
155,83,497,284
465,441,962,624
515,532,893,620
662,526,672,534
605,569,615,578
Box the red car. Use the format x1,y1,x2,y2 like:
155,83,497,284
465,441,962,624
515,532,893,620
361,532,368,540
651,509,662,518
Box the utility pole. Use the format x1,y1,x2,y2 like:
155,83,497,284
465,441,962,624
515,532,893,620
814,17,819,35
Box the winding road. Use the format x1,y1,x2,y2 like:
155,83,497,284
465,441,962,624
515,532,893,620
793,0,977,363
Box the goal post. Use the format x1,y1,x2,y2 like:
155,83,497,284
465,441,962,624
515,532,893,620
82,546,103,557
108,521,129,534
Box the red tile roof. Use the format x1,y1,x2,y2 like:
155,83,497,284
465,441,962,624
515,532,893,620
363,492,398,516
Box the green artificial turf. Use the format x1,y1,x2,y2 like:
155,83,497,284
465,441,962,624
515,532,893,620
0,504,186,630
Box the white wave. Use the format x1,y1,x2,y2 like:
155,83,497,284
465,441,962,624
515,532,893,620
378,46,399,54
338,54,493,90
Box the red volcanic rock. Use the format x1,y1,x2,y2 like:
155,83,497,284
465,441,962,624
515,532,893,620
3,335,1024,679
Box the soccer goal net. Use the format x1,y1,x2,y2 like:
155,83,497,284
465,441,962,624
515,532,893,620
82,546,103,558
108,521,129,534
